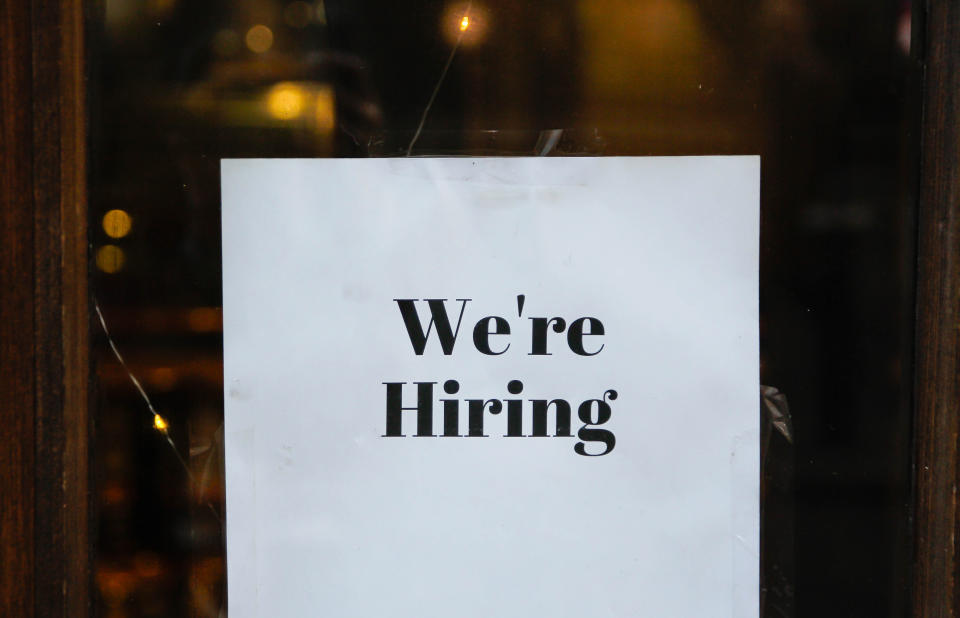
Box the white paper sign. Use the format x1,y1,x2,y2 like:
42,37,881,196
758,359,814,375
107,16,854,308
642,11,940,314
221,156,759,618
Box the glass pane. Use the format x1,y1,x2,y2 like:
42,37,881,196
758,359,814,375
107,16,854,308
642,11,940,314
90,1,918,616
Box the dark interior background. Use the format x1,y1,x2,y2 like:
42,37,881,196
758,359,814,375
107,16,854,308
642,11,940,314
89,0,919,615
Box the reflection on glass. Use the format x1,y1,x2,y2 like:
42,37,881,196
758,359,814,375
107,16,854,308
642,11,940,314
91,0,918,616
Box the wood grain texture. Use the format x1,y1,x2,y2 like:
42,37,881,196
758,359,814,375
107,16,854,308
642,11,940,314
913,0,960,615
0,0,90,616
1,0,38,613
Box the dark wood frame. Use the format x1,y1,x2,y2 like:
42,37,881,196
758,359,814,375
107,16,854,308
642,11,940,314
912,1,960,616
1,0,90,616
0,1,956,616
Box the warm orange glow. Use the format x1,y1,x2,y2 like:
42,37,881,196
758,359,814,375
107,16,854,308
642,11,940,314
97,569,134,608
153,414,168,432
442,3,486,46
266,83,306,119
245,25,274,53
314,86,335,130
148,367,177,391
101,483,126,506
262,82,335,130
187,307,221,332
102,209,132,239
95,245,125,273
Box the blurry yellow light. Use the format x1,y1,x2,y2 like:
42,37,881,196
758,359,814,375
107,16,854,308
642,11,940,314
102,209,132,239
314,86,335,130
95,245,125,274
245,25,274,53
153,414,168,432
442,2,485,46
266,83,306,120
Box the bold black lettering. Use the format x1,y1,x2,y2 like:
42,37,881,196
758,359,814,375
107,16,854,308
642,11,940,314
530,399,572,436
394,298,470,355
504,380,525,436
529,317,566,355
574,390,617,456
441,379,461,437
567,317,605,356
473,316,511,355
383,382,436,437
466,398,503,437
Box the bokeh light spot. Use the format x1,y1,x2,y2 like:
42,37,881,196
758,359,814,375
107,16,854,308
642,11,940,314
245,24,274,53
96,245,126,274
266,83,306,120
442,2,487,46
102,209,132,239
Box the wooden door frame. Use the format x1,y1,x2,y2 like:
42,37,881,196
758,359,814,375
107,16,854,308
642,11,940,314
912,1,960,616
0,1,956,616
1,0,90,616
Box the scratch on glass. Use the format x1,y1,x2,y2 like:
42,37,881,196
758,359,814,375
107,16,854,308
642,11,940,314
406,0,473,156
94,298,223,526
